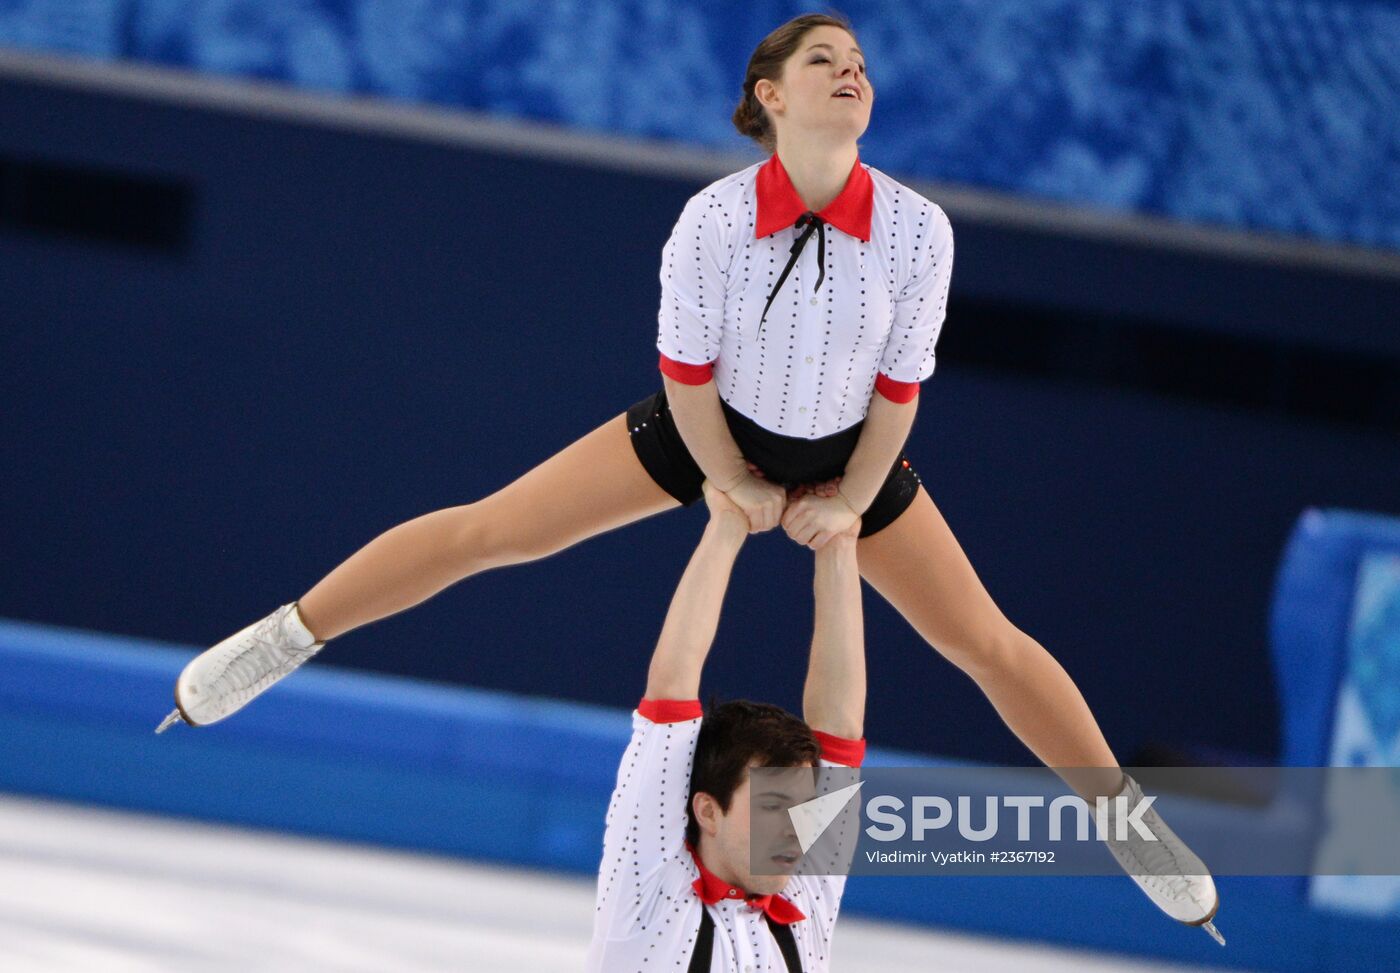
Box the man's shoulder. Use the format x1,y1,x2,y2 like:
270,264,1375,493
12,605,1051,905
598,851,699,918
781,871,849,919
633,698,705,727
638,849,700,886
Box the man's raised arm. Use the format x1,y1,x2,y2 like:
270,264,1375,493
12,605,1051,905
784,519,866,953
592,482,748,947
644,481,748,702
802,520,867,749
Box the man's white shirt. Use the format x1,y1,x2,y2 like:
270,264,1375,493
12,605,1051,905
587,700,863,973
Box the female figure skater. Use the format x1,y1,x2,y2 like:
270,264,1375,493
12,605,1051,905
158,13,1222,943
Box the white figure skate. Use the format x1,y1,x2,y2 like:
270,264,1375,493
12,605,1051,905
1097,772,1226,946
155,603,322,732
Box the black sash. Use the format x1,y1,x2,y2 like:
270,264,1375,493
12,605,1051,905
687,907,803,973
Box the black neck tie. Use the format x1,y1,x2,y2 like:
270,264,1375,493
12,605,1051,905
759,211,826,335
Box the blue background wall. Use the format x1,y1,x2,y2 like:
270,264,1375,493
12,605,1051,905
1,0,1399,250
4,73,1400,766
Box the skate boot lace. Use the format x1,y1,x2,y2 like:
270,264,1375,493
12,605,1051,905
1126,820,1193,900
210,610,316,710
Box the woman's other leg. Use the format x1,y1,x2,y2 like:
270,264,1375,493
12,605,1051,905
857,488,1123,802
297,412,679,640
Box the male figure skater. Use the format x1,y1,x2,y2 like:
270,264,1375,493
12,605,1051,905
587,480,866,971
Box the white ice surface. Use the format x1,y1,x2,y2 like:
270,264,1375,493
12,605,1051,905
0,794,1243,972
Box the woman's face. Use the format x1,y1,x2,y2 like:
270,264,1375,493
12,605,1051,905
759,26,873,147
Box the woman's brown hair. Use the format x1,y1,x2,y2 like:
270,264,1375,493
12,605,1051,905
732,12,858,153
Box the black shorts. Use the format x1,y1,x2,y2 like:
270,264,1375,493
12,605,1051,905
626,388,922,538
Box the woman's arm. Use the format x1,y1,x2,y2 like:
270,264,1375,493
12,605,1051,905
780,391,916,550
665,375,788,532
655,189,788,532
784,203,952,550
837,201,951,513
662,375,748,491
832,391,918,515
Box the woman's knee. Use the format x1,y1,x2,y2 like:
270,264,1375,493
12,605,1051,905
445,497,561,570
940,621,1031,680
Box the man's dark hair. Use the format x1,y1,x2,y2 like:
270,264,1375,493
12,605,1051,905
686,699,821,846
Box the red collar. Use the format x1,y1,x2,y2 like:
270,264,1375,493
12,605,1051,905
754,153,873,242
688,845,806,925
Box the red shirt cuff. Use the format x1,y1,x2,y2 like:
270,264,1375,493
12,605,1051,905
659,353,715,385
874,372,919,404
638,698,704,724
813,730,866,767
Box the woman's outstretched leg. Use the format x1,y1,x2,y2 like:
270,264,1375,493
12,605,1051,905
856,488,1123,802
159,412,678,731
857,486,1226,936
297,411,680,640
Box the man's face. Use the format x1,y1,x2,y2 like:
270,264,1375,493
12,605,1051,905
706,763,817,897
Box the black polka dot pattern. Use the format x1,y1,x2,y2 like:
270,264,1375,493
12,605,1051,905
656,160,955,440
588,712,858,971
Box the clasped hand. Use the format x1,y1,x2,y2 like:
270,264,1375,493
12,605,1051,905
718,463,859,550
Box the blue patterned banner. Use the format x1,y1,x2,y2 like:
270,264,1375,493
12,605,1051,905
2,0,1398,250
1310,553,1400,918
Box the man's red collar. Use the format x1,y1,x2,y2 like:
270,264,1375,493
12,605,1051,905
688,845,805,925
755,153,872,242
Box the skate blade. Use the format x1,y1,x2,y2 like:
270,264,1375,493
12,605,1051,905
1201,919,1226,947
154,709,187,734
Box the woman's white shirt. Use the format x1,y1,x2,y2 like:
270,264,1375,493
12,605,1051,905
657,154,954,440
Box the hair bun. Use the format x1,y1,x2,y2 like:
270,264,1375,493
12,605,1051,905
731,89,772,149
730,13,855,154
